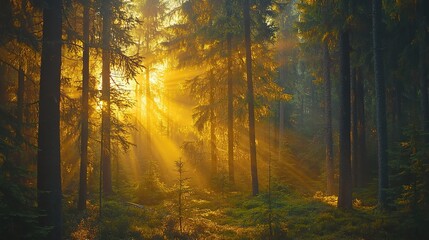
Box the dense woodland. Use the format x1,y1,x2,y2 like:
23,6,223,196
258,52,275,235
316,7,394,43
1,0,429,239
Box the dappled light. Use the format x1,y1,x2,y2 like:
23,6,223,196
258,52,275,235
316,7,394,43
1,0,429,239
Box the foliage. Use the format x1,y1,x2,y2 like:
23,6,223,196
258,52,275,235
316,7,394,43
135,172,171,205
1,0,429,238
0,161,49,239
0,108,47,239
169,0,285,132
390,126,429,238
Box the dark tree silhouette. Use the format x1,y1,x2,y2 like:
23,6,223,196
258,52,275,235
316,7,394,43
337,0,352,209
243,0,258,196
16,67,24,149
37,0,63,237
418,0,429,142
226,0,234,184
372,0,389,208
351,68,358,187
355,68,366,187
323,40,334,195
101,0,113,195
210,73,217,176
78,0,90,211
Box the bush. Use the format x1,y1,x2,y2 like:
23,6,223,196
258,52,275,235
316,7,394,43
135,173,171,205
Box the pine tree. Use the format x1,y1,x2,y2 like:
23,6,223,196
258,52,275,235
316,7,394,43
372,0,389,209
101,0,113,195
243,0,258,196
37,0,63,237
78,0,91,211
337,0,352,210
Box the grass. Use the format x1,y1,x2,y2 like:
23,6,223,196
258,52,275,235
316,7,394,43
64,184,429,239
64,129,429,239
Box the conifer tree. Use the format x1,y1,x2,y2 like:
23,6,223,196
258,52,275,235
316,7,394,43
37,0,63,237
372,0,389,209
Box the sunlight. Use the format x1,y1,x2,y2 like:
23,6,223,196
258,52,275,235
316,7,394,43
149,63,166,86
7,0,423,238
313,191,338,206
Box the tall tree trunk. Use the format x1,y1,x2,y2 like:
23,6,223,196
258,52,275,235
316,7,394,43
310,79,315,115
210,74,217,176
37,0,63,237
356,68,366,187
16,66,24,148
134,38,142,172
300,97,304,127
337,10,352,209
243,0,258,196
418,0,428,142
278,101,284,161
145,32,152,172
15,0,26,154
12,66,25,168
146,65,152,172
101,0,112,195
372,0,389,208
226,1,234,183
78,0,90,211
392,75,401,143
135,76,141,169
351,68,358,187
0,64,7,107
323,40,334,195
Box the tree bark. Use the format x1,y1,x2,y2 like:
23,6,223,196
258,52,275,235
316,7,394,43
16,66,25,148
135,38,143,173
337,22,352,209
300,97,304,127
356,68,366,187
226,0,234,184
351,68,358,187
323,40,334,195
78,0,90,211
418,0,428,142
243,0,259,196
210,74,217,176
146,64,152,172
37,0,63,237
392,74,401,143
101,0,112,195
372,0,389,209
278,101,284,161
145,32,152,172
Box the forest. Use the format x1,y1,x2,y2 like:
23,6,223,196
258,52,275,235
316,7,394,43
1,0,429,239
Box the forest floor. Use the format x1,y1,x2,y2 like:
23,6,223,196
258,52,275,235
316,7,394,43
64,130,428,239
65,187,424,240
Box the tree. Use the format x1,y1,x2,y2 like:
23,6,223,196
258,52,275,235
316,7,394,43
209,72,218,176
137,0,168,171
16,68,24,152
355,68,366,187
37,0,63,237
243,0,258,196
418,0,428,142
175,158,189,234
226,0,234,184
323,39,334,195
101,0,113,195
168,0,280,188
337,0,352,209
347,0,370,188
78,0,90,211
351,68,358,187
296,0,338,194
372,0,389,209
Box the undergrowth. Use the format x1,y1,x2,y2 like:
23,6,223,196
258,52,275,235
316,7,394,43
64,185,428,239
